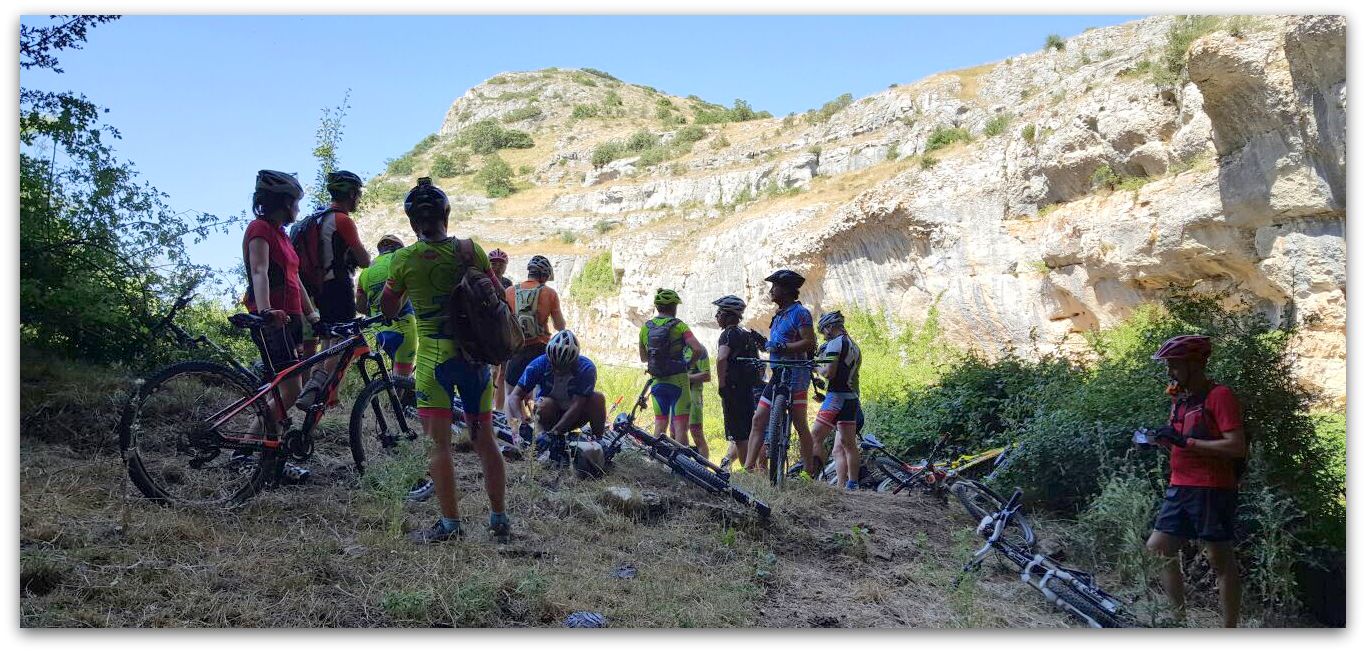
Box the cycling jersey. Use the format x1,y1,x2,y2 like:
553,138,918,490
1168,384,1244,489
357,251,417,370
685,349,711,426
241,218,303,314
819,334,862,396
640,316,694,419
384,237,496,422
516,354,597,404
767,301,813,360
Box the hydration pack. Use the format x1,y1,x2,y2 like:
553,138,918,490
289,208,352,287
444,239,524,364
723,326,764,390
513,283,546,340
645,317,688,377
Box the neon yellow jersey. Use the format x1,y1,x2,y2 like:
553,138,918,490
357,252,413,318
386,237,491,342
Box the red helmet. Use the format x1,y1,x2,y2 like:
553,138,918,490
1152,335,1212,361
488,248,509,262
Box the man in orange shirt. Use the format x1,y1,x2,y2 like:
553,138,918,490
504,255,566,421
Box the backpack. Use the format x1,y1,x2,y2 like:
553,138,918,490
513,283,547,340
445,239,524,364
645,317,688,377
289,208,354,288
722,326,762,390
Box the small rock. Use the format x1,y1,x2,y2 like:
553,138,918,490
613,563,638,580
810,615,841,628
600,486,642,516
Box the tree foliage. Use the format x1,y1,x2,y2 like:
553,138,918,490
310,90,351,207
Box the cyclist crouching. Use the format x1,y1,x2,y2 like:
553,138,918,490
506,330,607,460
380,178,510,544
812,310,862,490
745,270,818,476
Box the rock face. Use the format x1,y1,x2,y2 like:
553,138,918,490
357,16,1346,403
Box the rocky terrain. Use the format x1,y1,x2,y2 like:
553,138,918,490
356,15,1346,403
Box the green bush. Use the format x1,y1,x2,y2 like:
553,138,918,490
571,104,600,119
885,143,900,161
501,106,543,123
806,93,854,124
603,90,623,107
385,155,415,176
571,72,598,87
558,229,577,244
1020,124,1037,144
474,154,515,198
594,220,616,234
571,251,618,305
710,133,731,150
1153,15,1221,87
430,152,469,178
920,155,939,169
1091,164,1120,190
1045,34,1066,51
674,125,707,144
591,140,626,168
626,129,660,152
517,164,534,176
582,67,618,81
983,113,1012,137
455,119,534,154
410,133,439,156
693,98,772,125
925,126,971,152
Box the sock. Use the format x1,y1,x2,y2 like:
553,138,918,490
845,480,858,490
439,516,462,532
489,511,509,527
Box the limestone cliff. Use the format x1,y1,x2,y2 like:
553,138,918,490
356,16,1346,402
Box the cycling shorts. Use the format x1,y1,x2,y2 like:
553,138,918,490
374,325,416,368
816,392,861,428
720,387,759,442
309,278,359,330
758,367,810,409
415,338,493,425
650,375,691,421
506,342,547,389
1153,487,1238,542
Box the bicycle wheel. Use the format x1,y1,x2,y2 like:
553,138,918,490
119,360,275,506
765,393,791,488
1042,577,1132,628
873,457,919,492
952,480,1036,550
348,375,420,476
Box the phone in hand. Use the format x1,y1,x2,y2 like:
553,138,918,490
1132,428,1156,446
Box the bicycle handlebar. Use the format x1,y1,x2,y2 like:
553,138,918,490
735,357,831,368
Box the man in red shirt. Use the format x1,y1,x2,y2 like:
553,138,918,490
1144,335,1247,628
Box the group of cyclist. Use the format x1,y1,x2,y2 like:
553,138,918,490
239,168,1247,626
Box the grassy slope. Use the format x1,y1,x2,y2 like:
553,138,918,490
19,357,1235,628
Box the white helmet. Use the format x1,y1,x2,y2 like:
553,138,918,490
546,329,580,369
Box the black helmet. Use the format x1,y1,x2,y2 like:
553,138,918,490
255,170,303,200
326,170,364,196
404,177,449,218
528,255,554,280
764,269,805,289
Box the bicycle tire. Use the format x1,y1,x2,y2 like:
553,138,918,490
952,480,1036,550
1042,577,1131,628
674,454,725,493
348,375,420,476
765,393,791,488
873,457,918,492
119,360,275,507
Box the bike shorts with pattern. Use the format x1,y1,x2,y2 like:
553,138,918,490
374,326,416,367
816,392,860,427
689,384,704,426
758,368,810,409
415,338,493,424
650,375,691,420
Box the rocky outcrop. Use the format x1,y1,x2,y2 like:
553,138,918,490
356,16,1346,402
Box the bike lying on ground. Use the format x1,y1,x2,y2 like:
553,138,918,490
881,436,1013,498
119,290,415,507
603,379,771,518
957,487,1136,628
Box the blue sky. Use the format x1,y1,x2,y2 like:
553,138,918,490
20,14,1141,278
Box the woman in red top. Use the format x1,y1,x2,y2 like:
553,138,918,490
242,170,318,413
1143,335,1248,628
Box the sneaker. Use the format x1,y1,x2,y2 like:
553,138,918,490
407,519,464,544
489,514,512,544
281,461,312,485
294,380,323,411
406,477,435,502
845,480,858,491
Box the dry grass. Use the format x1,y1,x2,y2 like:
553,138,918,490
20,357,1182,628
949,62,998,103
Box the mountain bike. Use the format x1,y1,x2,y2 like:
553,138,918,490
119,293,415,507
878,436,1013,497
603,379,771,518
958,488,1136,628
738,357,822,489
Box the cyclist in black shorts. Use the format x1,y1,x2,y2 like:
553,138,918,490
811,310,862,490
712,295,765,470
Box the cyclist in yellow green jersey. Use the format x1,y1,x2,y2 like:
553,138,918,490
638,288,707,444
380,178,510,544
355,234,417,378
683,346,712,458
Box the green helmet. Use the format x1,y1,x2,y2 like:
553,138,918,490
654,288,681,306
326,170,364,196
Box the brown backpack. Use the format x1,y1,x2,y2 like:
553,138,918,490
445,239,523,364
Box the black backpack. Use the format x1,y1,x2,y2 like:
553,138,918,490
445,239,524,364
645,317,688,377
722,326,763,390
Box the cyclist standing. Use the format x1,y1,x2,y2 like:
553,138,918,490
355,234,417,379
638,288,708,444
503,255,565,419
712,295,764,470
381,178,511,544
683,345,712,458
506,330,608,443
1143,335,1247,628
811,310,862,490
745,270,817,476
294,170,372,409
241,170,318,482
488,248,514,411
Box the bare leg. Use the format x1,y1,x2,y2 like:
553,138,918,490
792,401,816,475
1205,541,1241,628
424,413,461,520
745,402,770,472
811,419,834,480
837,422,858,487
1146,531,1187,622
493,364,506,413
468,418,507,513
689,423,709,458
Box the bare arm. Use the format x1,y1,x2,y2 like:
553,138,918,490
297,272,317,317
790,324,816,356
1185,426,1248,459
247,238,274,312
354,283,368,313
348,241,371,269
715,343,731,388
379,285,405,319
507,385,529,422
551,305,566,332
